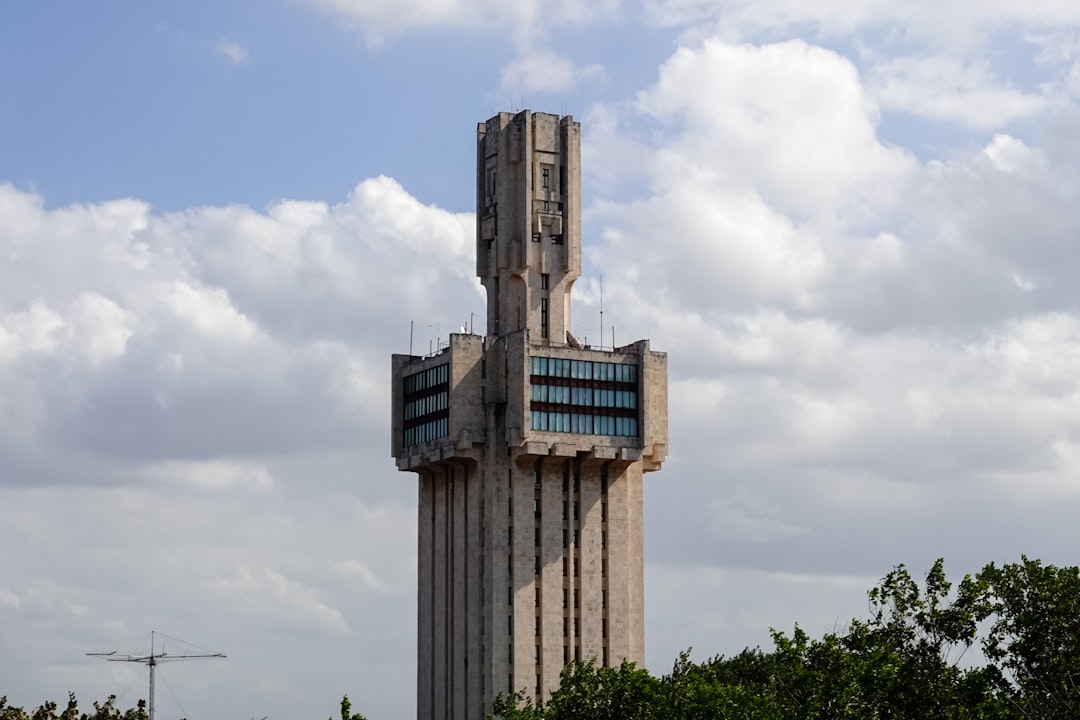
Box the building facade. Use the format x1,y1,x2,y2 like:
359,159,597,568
391,111,668,720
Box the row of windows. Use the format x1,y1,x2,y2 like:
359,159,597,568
531,412,638,436
531,385,637,409
403,417,448,447
530,357,637,383
402,363,448,394
403,390,448,421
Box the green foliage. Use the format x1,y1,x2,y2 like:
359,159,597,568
979,557,1080,718
491,558,1080,720
333,695,368,720
0,696,146,720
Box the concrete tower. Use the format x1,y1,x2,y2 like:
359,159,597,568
391,110,668,720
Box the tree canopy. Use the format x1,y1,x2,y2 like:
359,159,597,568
491,557,1080,720
0,694,147,720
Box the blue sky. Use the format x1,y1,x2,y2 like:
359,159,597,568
0,1,678,213
3,1,1080,719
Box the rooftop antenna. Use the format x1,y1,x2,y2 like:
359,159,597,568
599,274,604,350
89,630,225,720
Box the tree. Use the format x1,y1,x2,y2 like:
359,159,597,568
490,559,1027,720
0,696,147,720
979,556,1080,718
333,695,368,720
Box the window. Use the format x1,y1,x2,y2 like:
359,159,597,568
542,168,550,189
541,273,550,290
401,363,449,447
529,357,640,437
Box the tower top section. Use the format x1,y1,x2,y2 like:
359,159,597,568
477,111,581,343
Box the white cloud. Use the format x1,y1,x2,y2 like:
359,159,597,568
642,0,1080,45
0,177,480,482
335,559,392,591
305,0,619,43
305,0,615,96
869,55,1046,129
584,32,1080,590
217,38,250,64
709,486,811,542
501,48,605,93
212,567,350,636
0,587,19,609
146,460,278,492
634,39,913,220
160,281,258,342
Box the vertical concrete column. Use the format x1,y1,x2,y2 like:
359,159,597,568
511,454,536,696
465,463,484,719
539,456,567,698
603,462,628,666
487,457,512,701
417,472,435,720
451,464,468,719
625,461,645,662
602,462,644,666
577,460,605,663
430,466,449,720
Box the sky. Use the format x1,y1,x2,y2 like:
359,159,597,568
2,0,1080,718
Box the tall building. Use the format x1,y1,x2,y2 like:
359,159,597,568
391,110,668,720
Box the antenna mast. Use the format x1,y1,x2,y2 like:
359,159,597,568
599,275,604,350
89,630,226,720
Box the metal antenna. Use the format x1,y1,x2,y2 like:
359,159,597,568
599,275,604,350
89,630,225,720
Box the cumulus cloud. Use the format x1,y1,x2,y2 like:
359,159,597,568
0,177,478,484
583,34,1080,585
501,47,605,93
0,176,443,717
868,55,1046,129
